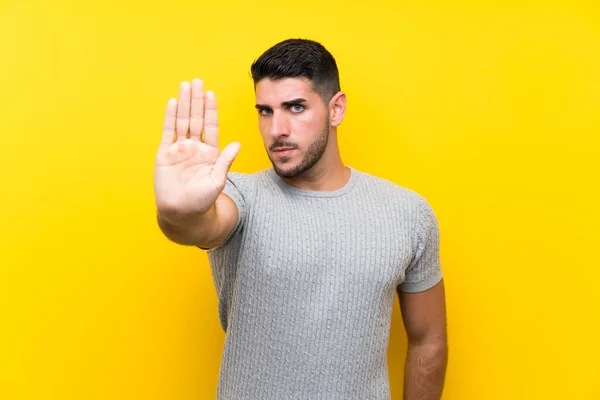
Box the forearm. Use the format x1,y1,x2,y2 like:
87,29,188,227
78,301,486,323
157,204,217,246
403,341,448,400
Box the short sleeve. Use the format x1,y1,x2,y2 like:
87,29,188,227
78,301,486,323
198,172,254,252
201,172,255,331
399,196,443,293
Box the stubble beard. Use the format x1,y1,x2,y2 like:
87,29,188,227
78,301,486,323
270,119,330,179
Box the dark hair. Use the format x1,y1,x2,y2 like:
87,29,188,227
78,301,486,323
250,38,341,103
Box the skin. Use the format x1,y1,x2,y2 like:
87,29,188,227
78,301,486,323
398,281,448,399
254,77,350,191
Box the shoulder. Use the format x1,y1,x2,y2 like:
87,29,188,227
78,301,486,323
223,168,279,201
353,168,431,206
225,169,267,190
225,170,258,183
352,168,438,228
226,168,272,183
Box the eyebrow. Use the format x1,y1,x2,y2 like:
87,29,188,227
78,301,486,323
255,98,308,110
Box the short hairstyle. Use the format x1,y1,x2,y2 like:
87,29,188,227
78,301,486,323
250,38,341,103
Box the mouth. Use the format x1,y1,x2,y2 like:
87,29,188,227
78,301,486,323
273,147,297,157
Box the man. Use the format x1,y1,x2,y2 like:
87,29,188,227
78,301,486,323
154,39,447,399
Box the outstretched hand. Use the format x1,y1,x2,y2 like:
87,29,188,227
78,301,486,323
154,79,240,217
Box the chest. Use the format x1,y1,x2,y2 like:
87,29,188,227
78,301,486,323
239,195,414,294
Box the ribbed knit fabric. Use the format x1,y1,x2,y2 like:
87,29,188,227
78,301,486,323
204,166,442,399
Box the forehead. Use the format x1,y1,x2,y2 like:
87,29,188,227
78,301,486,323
255,77,320,104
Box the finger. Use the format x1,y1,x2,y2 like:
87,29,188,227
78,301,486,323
203,90,219,147
175,81,191,142
160,98,177,148
211,142,241,184
189,78,204,141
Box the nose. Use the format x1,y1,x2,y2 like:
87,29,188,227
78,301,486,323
269,111,290,137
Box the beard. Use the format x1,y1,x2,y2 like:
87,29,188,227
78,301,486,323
269,118,330,179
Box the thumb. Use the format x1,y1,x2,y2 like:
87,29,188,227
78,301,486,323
212,142,241,184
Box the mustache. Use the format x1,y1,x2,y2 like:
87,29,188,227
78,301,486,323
270,141,298,151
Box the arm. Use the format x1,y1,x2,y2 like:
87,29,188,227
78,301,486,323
397,279,448,400
157,192,238,248
154,78,241,249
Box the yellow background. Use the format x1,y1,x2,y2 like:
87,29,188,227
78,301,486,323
1,0,599,399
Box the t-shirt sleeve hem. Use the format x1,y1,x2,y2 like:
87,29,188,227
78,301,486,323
398,271,443,293
196,192,243,253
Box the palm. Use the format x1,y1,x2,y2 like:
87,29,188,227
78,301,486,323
154,79,240,215
156,140,219,192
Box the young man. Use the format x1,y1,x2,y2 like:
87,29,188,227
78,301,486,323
155,39,448,399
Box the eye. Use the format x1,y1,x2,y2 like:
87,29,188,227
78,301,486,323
290,104,304,113
258,108,272,116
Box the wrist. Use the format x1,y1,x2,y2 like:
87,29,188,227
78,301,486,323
157,207,210,229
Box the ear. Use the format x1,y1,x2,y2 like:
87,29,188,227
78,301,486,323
328,91,346,127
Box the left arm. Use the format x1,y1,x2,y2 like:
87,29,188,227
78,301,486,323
398,279,448,400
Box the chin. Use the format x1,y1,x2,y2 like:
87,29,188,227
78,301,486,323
273,163,303,179
269,146,323,179
270,156,309,178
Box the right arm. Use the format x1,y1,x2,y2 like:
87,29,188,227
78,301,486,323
153,78,241,249
157,192,238,248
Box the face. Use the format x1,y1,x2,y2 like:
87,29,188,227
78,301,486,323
255,78,331,179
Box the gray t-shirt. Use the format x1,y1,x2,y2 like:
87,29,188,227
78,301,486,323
205,166,442,399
